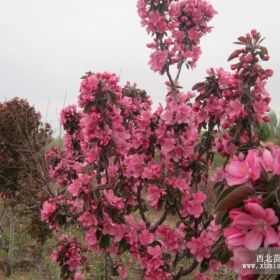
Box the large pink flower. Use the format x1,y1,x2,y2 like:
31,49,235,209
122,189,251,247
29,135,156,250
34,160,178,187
260,148,280,175
228,202,279,250
224,227,245,250
225,150,260,186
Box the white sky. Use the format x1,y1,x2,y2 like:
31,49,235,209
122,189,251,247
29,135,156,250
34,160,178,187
0,0,279,133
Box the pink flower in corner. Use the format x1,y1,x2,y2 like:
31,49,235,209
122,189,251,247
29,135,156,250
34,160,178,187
226,202,279,251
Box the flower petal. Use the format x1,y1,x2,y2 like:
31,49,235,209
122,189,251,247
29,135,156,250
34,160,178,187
245,203,266,220
264,226,279,247
232,213,257,229
244,229,263,251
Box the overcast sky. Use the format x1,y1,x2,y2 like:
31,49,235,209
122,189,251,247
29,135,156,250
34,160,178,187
0,0,279,133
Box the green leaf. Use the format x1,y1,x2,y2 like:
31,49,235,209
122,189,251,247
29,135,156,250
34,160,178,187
192,82,204,91
262,193,275,208
83,101,95,113
119,239,129,251
275,187,280,207
99,234,111,249
200,259,209,273
214,185,255,212
220,247,232,264
238,36,247,43
260,46,268,55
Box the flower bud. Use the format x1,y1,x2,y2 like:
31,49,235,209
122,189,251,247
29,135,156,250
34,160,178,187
251,29,258,38
265,69,273,77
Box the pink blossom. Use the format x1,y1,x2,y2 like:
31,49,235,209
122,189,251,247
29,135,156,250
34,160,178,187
158,225,185,254
124,154,145,178
260,148,280,175
50,251,58,262
225,150,261,186
146,11,168,33
231,247,255,277
227,100,245,121
224,227,245,250
74,272,84,280
147,185,166,209
187,193,206,218
186,231,213,262
86,228,99,251
253,101,270,122
104,189,125,210
233,203,279,250
225,202,279,251
139,229,154,246
78,211,98,228
118,266,128,279
41,201,56,221
147,245,162,258
149,50,168,73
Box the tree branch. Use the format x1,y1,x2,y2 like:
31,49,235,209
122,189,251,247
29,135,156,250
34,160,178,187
149,206,168,233
173,259,198,280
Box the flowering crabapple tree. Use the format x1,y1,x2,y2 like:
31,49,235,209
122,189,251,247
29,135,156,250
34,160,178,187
42,0,280,279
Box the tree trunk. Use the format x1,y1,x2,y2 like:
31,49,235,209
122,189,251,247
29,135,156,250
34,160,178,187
105,252,113,280
6,207,15,277
37,244,44,280
0,205,5,250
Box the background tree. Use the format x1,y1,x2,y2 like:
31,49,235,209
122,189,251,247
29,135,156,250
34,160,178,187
258,110,280,143
0,98,53,276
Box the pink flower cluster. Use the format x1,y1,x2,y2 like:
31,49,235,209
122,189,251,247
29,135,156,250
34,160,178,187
41,195,71,229
156,92,199,167
51,234,86,280
79,72,121,108
225,148,280,186
41,200,56,223
224,199,280,277
137,0,217,72
193,30,273,157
